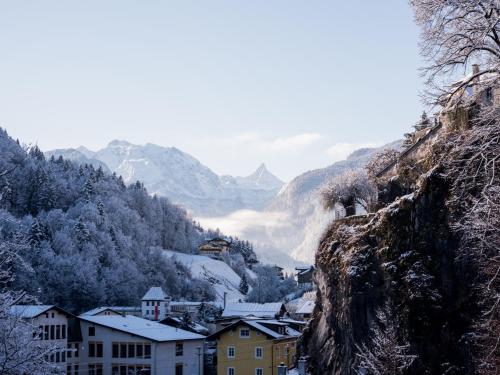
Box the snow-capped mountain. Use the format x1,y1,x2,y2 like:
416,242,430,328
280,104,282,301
46,140,284,217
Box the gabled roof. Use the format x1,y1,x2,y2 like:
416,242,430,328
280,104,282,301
78,315,204,342
142,287,168,301
222,302,285,318
81,307,121,316
10,305,74,319
208,319,301,341
160,316,209,335
296,300,315,315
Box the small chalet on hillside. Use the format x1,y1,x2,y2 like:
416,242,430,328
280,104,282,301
295,266,314,289
198,238,231,258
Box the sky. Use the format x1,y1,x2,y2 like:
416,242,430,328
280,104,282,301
0,1,425,181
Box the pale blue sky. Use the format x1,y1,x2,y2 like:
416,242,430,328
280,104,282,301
0,1,424,180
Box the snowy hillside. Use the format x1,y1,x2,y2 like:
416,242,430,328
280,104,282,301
47,141,284,217
163,250,248,303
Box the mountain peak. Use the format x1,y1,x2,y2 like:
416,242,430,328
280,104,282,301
107,139,133,148
237,163,284,190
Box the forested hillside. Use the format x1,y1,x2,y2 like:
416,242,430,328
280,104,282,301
0,128,216,312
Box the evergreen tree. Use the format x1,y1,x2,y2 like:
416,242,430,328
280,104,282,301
239,273,249,295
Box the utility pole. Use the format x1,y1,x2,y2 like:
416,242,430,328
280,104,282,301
196,346,202,375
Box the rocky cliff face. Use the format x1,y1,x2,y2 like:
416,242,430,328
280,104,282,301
300,124,499,374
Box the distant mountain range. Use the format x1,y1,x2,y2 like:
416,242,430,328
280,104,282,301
46,141,284,217
47,140,401,265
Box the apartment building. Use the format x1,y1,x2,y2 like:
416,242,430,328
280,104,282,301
77,314,205,375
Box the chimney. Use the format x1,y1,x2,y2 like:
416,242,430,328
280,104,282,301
223,292,227,309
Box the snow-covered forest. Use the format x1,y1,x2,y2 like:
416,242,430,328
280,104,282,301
0,128,217,312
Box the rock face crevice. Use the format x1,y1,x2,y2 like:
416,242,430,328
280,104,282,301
300,168,477,374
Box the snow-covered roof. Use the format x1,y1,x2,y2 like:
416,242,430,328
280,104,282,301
296,300,315,315
81,307,121,316
222,302,284,318
142,287,168,301
161,316,209,334
209,319,300,341
78,315,205,342
10,305,72,319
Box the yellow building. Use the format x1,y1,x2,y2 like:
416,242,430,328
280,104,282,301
208,319,302,375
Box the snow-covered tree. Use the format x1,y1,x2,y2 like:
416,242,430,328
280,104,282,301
365,149,400,183
322,170,376,216
0,239,62,375
239,274,249,295
356,306,416,375
410,0,499,124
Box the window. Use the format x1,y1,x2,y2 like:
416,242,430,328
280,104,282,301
120,343,127,358
50,325,55,340
175,342,183,356
276,347,280,358
284,346,289,356
55,351,60,363
486,87,493,101
62,325,66,339
74,364,79,375
52,312,55,318
136,343,143,358
74,343,79,357
45,313,49,318
240,329,250,338
175,363,183,375
227,368,235,375
255,369,263,375
89,342,96,357
44,325,49,340
146,301,150,306
62,351,66,362
255,347,263,359
112,343,119,358
88,326,95,337
227,346,235,358
67,344,72,358
56,325,61,339
128,343,135,358
146,310,149,315
96,342,103,357
144,343,151,359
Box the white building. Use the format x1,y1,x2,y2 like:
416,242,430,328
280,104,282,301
78,314,205,375
10,305,76,372
141,287,171,321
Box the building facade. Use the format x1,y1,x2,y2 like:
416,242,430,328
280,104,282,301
78,314,205,375
209,319,300,375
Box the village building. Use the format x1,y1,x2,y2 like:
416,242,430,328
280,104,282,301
198,238,231,258
10,305,78,373
376,66,499,183
141,286,171,321
82,307,123,317
272,265,285,280
295,266,314,290
294,301,315,322
217,302,287,331
208,319,301,375
77,314,205,375
160,316,210,336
